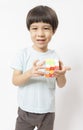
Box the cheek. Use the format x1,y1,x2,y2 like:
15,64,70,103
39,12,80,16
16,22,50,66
30,33,35,39
46,31,53,38
47,34,53,40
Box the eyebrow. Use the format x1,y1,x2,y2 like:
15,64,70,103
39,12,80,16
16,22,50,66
30,24,52,28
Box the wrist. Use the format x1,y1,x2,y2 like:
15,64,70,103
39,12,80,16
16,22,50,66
56,73,65,80
25,69,33,78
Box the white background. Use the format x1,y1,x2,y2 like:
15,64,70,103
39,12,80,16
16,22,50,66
0,0,83,130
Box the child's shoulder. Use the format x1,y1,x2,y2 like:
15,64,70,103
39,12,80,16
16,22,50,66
19,47,32,55
49,49,60,59
49,49,58,55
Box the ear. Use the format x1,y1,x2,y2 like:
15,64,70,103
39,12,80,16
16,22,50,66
53,30,56,35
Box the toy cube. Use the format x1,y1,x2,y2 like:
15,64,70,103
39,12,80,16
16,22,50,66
44,59,59,78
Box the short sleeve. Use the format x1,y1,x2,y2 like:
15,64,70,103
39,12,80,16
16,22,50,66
52,50,60,61
10,50,24,71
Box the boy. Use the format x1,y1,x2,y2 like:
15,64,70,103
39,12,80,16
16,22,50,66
11,5,70,130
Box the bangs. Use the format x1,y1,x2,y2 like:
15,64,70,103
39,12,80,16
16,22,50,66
26,11,53,30
28,14,52,25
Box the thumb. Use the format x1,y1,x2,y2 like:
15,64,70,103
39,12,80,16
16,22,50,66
59,60,63,70
33,59,39,66
65,66,71,71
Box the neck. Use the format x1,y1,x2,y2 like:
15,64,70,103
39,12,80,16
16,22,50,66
32,45,48,52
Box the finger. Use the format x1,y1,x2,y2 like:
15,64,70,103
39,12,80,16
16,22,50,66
59,60,63,70
33,60,39,66
36,66,45,70
65,66,71,71
34,71,45,76
38,61,45,66
55,66,71,74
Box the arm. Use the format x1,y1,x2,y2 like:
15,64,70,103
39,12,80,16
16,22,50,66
12,60,45,86
54,61,71,88
56,70,66,88
12,69,32,86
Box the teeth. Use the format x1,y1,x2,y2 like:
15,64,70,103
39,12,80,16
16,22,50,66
37,39,45,41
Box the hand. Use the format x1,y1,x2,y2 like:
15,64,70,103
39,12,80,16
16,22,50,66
30,60,45,77
54,61,71,78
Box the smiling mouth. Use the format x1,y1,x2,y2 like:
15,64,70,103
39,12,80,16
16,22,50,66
37,39,46,43
37,39,45,41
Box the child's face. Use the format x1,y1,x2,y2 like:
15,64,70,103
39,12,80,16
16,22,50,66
29,22,54,52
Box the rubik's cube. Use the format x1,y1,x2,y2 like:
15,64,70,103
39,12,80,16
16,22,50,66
44,59,59,78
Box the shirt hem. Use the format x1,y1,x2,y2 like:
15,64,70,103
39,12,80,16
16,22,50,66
19,105,55,114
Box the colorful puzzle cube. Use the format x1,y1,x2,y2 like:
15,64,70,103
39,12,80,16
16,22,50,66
44,59,59,78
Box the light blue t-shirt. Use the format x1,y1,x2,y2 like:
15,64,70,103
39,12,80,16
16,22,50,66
11,47,59,113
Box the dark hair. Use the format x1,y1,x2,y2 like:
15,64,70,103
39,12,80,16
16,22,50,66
26,5,59,33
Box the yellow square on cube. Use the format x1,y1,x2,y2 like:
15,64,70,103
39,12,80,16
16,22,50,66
45,59,59,78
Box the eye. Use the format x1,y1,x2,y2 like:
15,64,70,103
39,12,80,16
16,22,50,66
44,27,50,30
31,27,38,30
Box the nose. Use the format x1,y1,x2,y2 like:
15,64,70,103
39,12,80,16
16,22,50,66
37,29,44,37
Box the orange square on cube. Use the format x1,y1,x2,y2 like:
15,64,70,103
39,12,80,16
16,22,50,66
44,59,59,78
